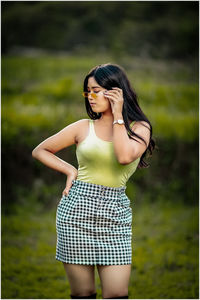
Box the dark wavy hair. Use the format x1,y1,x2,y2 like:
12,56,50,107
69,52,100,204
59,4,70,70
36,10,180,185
83,63,155,168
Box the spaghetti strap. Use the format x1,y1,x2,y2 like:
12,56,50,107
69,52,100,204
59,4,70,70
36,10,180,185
89,119,96,138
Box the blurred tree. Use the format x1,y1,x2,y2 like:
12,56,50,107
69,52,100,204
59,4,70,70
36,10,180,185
2,1,198,60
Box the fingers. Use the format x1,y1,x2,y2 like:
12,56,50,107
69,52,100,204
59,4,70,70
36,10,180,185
106,90,119,96
110,87,123,94
62,188,69,196
62,182,73,196
105,94,118,102
104,87,122,93
112,87,123,94
104,88,123,99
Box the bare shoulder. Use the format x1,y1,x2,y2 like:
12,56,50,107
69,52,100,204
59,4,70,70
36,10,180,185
70,119,90,144
72,118,90,132
73,118,90,127
130,120,151,146
131,120,151,131
49,118,90,143
62,118,89,131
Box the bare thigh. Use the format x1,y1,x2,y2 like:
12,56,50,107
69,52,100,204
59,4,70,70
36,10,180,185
97,264,131,299
63,263,96,297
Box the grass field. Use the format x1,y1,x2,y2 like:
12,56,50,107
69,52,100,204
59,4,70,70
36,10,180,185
2,53,199,299
2,200,198,299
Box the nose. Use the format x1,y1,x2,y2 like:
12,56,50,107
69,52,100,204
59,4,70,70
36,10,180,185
88,92,93,100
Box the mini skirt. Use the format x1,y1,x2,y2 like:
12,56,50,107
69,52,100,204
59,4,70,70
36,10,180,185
55,179,133,265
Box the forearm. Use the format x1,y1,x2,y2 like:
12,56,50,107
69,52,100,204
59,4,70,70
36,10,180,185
32,148,77,175
112,113,135,164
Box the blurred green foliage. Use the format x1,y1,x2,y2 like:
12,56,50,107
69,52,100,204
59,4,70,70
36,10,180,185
2,2,199,298
2,54,198,211
2,2,198,60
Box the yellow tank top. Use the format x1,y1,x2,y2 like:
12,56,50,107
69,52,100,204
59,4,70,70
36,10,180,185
76,119,140,187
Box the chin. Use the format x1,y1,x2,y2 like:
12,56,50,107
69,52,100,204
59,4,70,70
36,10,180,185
92,110,104,114
92,108,100,113
91,106,109,114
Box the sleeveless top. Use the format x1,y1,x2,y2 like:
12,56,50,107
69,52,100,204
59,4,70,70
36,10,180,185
76,119,140,187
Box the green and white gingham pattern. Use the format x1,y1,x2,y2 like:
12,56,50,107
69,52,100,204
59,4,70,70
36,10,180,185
56,180,132,265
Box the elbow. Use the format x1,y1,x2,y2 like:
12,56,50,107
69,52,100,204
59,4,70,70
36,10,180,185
32,147,53,159
32,146,43,159
118,159,132,165
117,152,139,165
32,148,38,159
117,156,133,165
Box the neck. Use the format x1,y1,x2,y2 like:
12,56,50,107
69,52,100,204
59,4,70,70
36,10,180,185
99,111,114,124
98,105,114,123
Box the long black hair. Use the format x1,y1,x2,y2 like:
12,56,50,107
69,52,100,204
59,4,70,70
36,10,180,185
83,63,155,168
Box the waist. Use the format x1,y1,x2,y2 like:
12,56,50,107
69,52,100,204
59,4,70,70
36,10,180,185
76,167,131,187
71,179,126,200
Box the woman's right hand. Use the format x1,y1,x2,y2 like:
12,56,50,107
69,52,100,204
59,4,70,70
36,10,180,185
62,169,78,196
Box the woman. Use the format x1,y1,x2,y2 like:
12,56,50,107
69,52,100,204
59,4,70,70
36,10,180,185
32,63,155,299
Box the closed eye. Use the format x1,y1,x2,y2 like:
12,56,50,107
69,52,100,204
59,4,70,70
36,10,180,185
87,90,100,94
87,88,102,94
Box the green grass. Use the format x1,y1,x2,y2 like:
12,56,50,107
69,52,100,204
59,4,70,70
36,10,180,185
2,54,198,299
2,201,198,299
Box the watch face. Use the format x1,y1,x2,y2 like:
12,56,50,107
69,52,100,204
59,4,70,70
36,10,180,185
118,120,124,124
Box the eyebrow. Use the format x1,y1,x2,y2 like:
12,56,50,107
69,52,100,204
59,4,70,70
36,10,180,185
87,86,101,89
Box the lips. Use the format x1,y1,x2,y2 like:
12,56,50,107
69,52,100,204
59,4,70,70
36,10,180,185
90,103,96,106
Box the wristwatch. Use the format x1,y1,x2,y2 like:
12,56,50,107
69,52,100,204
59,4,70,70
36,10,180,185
113,119,125,125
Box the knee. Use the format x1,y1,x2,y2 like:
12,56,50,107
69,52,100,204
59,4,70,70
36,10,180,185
103,288,128,299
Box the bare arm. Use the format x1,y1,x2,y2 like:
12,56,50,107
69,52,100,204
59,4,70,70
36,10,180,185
112,112,150,164
32,120,84,194
104,88,150,165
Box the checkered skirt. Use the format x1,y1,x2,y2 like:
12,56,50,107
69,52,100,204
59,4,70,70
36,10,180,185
56,180,133,265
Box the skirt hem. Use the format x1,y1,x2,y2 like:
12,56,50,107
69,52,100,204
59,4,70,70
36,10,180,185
55,257,132,266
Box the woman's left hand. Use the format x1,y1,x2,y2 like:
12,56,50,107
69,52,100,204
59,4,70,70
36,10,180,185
104,87,124,115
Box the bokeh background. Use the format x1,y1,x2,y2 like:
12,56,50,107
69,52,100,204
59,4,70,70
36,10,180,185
1,1,199,299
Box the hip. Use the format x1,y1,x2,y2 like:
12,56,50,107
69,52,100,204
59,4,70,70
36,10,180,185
56,180,132,226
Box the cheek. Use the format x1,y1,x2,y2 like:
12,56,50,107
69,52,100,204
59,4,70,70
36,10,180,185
102,97,110,107
97,95,110,109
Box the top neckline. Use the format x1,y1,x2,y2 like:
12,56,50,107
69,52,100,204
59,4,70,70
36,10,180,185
89,119,135,144
76,119,136,149
91,119,136,143
91,120,112,143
